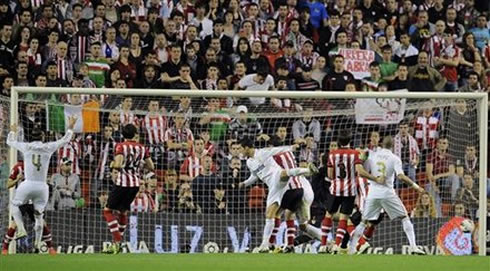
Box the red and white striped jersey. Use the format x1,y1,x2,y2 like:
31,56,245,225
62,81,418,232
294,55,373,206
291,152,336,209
180,155,201,179
142,114,167,145
130,192,156,212
57,139,82,175
272,151,302,190
355,177,369,212
164,127,194,144
327,148,362,197
95,138,117,180
120,111,140,128
9,161,24,182
414,115,439,150
114,141,150,187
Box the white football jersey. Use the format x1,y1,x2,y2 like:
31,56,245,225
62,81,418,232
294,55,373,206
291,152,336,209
246,157,284,188
7,130,74,183
365,148,404,198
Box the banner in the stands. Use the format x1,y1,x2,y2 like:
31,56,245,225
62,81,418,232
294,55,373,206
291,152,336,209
338,48,375,79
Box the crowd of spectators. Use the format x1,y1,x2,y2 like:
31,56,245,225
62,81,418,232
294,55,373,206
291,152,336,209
0,0,488,219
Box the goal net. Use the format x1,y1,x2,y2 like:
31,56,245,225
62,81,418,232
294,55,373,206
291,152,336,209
1,88,487,255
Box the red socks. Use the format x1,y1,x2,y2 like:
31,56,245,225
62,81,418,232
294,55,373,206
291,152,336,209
286,220,296,246
42,225,53,248
357,225,375,250
335,219,347,246
268,218,281,245
320,217,332,245
103,209,122,242
2,228,15,250
118,213,128,237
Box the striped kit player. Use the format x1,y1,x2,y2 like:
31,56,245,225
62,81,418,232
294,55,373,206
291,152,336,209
102,124,154,254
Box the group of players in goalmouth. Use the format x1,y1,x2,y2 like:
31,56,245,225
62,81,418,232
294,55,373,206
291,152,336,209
2,116,426,255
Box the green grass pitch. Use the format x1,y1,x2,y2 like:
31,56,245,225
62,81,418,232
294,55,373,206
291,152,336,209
1,254,489,271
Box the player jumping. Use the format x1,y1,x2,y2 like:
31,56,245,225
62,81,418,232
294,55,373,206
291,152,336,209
2,160,57,255
238,138,318,253
6,117,77,251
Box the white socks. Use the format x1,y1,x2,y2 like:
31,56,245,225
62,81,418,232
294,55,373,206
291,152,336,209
261,219,275,246
34,213,44,248
402,217,417,248
349,222,366,254
287,168,309,177
11,205,26,235
304,224,323,240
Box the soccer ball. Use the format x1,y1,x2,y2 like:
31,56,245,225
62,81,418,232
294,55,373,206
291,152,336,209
460,219,475,233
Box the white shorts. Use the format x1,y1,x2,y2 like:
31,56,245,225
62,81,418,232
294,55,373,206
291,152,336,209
362,194,408,221
296,176,313,223
266,175,288,207
11,181,49,212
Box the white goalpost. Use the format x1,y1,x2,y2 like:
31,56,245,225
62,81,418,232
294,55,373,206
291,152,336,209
4,87,488,256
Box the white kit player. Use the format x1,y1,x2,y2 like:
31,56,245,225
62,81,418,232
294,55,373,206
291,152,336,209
349,136,426,255
6,116,77,250
238,138,317,253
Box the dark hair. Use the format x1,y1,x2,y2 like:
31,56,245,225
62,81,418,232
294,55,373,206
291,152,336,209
119,4,131,14
468,71,479,79
398,63,408,69
239,137,254,148
369,61,380,68
268,135,282,147
257,70,269,78
338,129,352,147
381,45,392,52
329,10,340,17
30,129,44,142
122,124,137,139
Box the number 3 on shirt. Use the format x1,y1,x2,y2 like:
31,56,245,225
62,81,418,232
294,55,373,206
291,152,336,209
376,161,386,177
32,154,42,171
336,162,347,179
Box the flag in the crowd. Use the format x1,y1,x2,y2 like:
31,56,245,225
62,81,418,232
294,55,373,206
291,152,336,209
47,100,101,133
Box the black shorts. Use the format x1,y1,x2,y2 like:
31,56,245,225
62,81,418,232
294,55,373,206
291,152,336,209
326,195,356,215
280,188,304,212
19,204,35,221
106,186,139,211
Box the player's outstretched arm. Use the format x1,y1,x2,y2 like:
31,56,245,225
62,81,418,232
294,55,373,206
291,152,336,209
45,116,77,152
239,174,259,188
6,124,28,152
356,164,384,184
397,174,424,193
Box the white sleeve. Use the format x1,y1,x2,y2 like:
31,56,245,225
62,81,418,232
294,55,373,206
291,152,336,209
238,76,247,89
259,146,293,157
267,75,275,89
44,129,74,153
6,132,27,153
242,174,259,187
394,156,404,176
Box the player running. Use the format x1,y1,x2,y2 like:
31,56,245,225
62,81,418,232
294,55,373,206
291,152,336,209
102,124,154,254
2,160,57,255
238,138,318,253
349,136,426,255
6,117,77,251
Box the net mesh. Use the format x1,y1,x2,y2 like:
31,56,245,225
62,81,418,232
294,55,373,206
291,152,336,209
0,91,483,255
